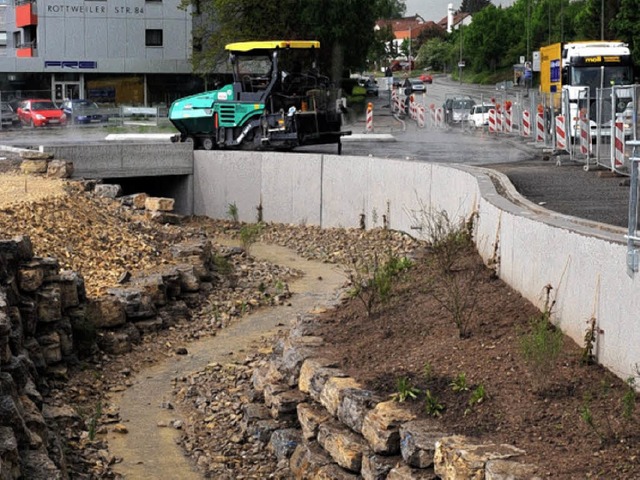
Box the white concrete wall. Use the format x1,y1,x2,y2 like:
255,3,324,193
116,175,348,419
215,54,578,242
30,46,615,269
193,151,640,382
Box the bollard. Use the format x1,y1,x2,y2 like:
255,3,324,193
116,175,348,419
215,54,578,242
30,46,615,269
555,115,567,151
488,109,496,133
366,102,374,133
522,110,531,137
535,112,545,142
418,104,425,128
614,121,625,168
579,113,590,155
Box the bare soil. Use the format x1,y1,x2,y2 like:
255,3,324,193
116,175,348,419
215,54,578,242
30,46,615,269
306,241,640,479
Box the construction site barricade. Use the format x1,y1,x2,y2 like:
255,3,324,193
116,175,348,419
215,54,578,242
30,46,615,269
417,104,425,128
522,110,531,137
535,111,545,143
555,115,568,152
505,109,512,133
366,102,373,133
579,113,590,156
614,121,625,171
488,109,496,133
435,107,444,128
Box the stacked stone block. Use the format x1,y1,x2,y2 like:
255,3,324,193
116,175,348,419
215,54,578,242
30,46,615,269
247,314,543,480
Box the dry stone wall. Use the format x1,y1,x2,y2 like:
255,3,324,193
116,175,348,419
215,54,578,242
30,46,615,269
247,314,543,480
0,232,221,478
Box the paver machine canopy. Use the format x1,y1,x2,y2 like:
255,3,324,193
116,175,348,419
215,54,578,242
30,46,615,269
169,40,350,152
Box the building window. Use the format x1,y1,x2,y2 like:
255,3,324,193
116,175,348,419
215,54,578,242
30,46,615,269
145,29,163,47
0,32,6,47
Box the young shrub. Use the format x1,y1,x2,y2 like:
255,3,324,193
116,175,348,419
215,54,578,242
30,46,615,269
519,309,564,392
239,222,263,254
424,389,445,417
347,252,412,318
227,202,239,223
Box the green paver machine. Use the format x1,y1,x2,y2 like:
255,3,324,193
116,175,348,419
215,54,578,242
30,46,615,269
169,40,350,152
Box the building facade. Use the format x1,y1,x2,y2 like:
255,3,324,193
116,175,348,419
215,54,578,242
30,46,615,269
0,0,201,105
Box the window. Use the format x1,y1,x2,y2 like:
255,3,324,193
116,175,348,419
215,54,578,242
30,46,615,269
145,29,162,47
0,32,6,47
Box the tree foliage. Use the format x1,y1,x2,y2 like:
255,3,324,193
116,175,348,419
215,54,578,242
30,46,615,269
187,0,385,76
460,0,491,14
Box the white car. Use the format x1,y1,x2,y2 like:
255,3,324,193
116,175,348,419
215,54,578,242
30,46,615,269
468,103,496,128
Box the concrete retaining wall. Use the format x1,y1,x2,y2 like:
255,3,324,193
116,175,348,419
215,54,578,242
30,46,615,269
193,150,640,382
42,143,193,179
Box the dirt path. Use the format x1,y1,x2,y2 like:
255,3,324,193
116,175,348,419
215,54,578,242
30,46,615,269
106,243,346,479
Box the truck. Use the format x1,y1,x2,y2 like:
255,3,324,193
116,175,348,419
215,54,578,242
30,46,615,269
539,41,634,139
169,40,350,152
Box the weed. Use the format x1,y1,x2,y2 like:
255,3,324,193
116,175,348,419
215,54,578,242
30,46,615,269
256,201,263,223
347,252,412,317
519,299,563,392
87,402,103,441
423,362,434,383
468,384,487,406
212,254,233,276
227,202,239,223
239,222,263,254
424,389,445,417
274,280,286,295
450,372,469,393
582,316,598,365
622,377,636,420
390,377,420,402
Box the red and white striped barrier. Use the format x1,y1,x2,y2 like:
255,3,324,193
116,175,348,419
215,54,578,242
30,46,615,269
505,110,513,133
435,107,444,127
429,105,436,127
614,121,625,168
522,110,531,137
536,112,545,142
496,110,503,133
579,114,590,155
418,105,426,128
555,115,567,151
366,103,374,133
391,89,398,113
488,109,496,133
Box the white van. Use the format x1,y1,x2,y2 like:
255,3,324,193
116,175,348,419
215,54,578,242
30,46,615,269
468,103,496,128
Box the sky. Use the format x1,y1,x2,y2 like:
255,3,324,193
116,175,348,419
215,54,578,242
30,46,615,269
403,0,515,23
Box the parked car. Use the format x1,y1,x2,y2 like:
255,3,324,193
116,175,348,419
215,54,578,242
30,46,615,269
357,78,379,97
16,99,67,127
0,103,20,128
443,95,475,124
468,103,496,128
420,73,433,84
403,77,426,93
61,99,107,124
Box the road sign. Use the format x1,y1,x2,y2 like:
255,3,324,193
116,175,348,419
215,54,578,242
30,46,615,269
458,61,465,68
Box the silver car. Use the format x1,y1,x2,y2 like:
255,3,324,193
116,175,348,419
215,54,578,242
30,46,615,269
0,103,20,128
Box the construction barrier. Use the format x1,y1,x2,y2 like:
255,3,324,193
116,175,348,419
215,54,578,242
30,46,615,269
496,110,503,133
488,109,496,133
391,89,398,113
429,105,436,127
435,107,444,128
579,113,590,156
522,110,531,137
366,102,373,133
614,121,625,169
505,109,513,133
535,112,545,143
555,115,567,151
417,104,425,128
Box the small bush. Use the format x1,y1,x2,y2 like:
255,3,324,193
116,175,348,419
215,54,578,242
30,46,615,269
239,223,263,254
390,377,420,402
519,310,564,392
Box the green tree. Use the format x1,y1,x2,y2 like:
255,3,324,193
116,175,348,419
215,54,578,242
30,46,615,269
611,0,640,65
416,38,454,72
186,0,380,76
459,5,508,72
460,0,492,14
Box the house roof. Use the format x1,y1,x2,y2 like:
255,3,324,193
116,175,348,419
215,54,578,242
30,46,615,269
437,11,472,30
375,16,444,40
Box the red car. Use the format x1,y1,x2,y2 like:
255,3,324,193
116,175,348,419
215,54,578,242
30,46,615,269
420,74,433,84
16,99,67,127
